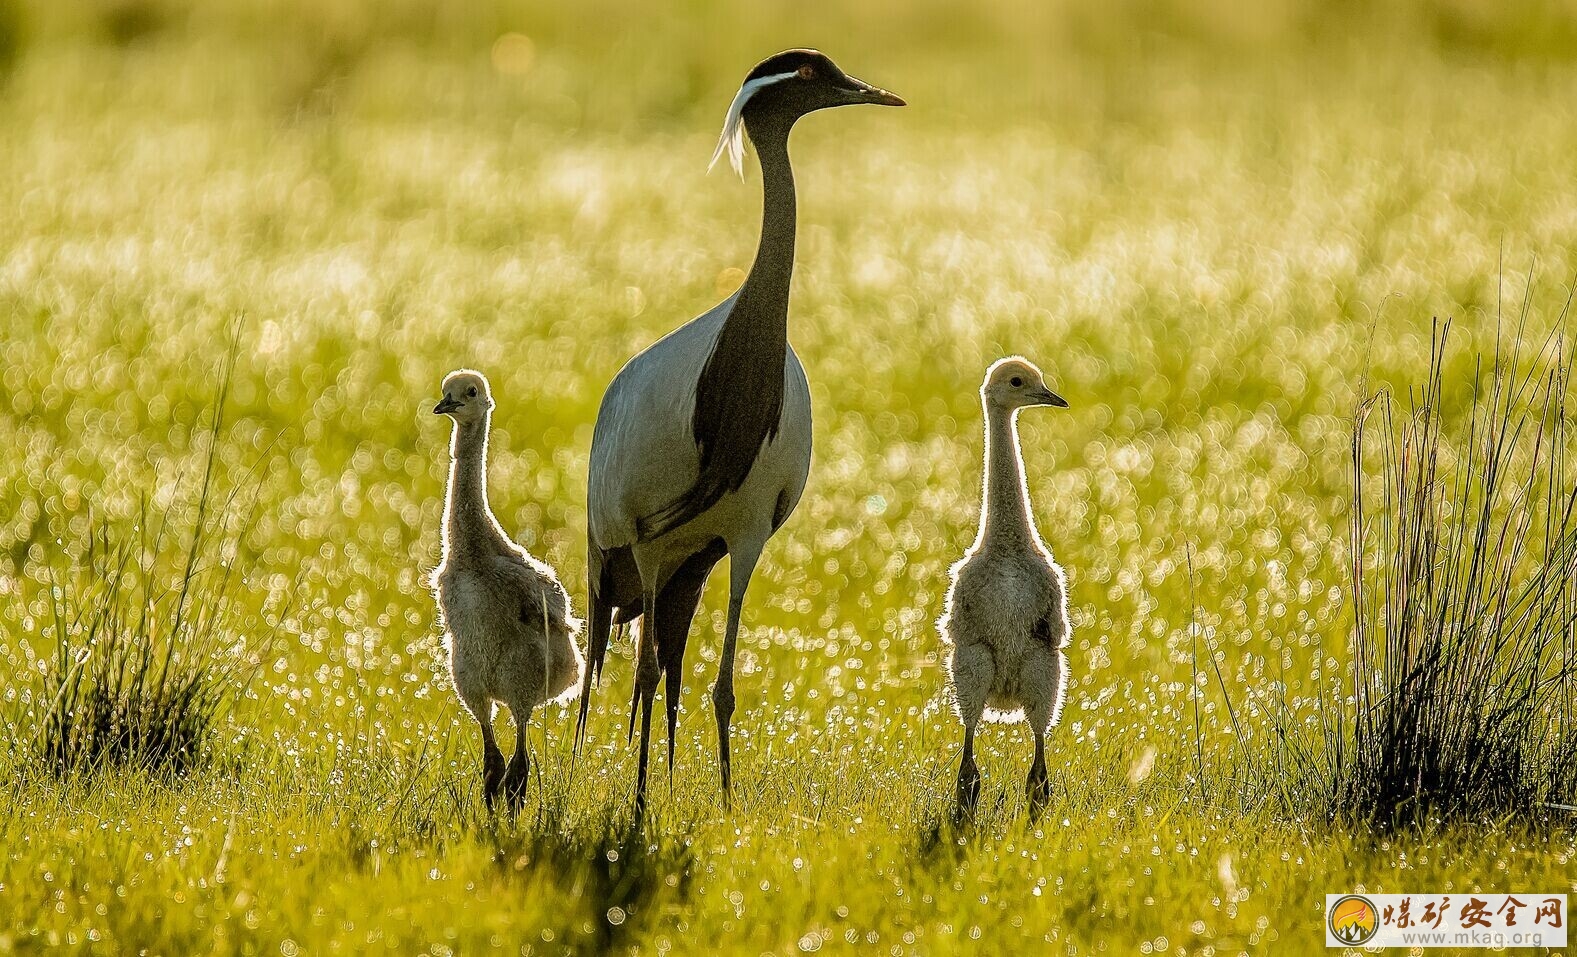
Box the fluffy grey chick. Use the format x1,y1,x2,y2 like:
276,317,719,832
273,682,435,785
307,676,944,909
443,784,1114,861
431,369,584,813
937,357,1071,821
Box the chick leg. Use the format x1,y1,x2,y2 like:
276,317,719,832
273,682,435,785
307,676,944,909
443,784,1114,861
1027,728,1051,821
1022,644,1065,822
455,671,505,812
957,724,983,821
949,642,994,823
502,701,535,815
479,714,506,813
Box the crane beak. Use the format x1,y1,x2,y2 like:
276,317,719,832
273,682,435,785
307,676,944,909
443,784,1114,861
433,396,463,414
1031,388,1069,408
839,75,906,107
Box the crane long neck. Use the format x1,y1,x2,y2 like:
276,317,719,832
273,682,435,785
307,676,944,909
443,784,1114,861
976,402,1038,549
734,124,796,337
444,415,505,557
659,115,800,540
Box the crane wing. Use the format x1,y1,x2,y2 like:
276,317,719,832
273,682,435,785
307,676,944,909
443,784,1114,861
637,309,785,542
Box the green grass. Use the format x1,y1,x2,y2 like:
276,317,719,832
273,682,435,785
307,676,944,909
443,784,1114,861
2,1,1577,953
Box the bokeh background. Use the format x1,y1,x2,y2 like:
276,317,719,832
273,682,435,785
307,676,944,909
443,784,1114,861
2,0,1576,953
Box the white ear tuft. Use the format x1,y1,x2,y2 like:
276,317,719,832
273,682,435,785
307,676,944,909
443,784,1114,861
708,71,798,178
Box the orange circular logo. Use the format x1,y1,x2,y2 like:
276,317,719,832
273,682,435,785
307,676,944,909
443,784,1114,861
1329,895,1379,945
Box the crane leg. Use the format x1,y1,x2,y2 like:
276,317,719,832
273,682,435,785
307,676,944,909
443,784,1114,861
632,582,661,821
713,543,762,808
664,667,679,792
654,545,722,786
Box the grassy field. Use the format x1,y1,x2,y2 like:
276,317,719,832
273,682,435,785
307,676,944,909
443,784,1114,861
2,1,1576,953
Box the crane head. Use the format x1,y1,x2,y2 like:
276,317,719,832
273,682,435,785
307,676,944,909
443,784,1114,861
710,49,905,177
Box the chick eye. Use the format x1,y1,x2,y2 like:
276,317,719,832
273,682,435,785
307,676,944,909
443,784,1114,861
797,64,816,79
1009,376,1023,388
467,387,477,398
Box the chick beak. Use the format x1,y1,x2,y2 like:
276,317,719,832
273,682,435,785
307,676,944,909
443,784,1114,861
841,75,906,107
433,396,463,415
1032,388,1069,409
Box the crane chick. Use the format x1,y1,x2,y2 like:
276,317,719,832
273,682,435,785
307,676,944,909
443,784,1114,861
431,369,584,813
937,357,1071,821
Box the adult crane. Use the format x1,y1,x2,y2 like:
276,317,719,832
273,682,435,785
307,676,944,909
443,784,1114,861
577,49,904,814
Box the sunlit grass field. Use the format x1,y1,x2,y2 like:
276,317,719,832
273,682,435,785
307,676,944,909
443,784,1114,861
2,1,1576,953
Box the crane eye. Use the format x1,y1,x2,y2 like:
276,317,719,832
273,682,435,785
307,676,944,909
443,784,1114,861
1009,376,1023,388
797,64,816,80
467,387,477,398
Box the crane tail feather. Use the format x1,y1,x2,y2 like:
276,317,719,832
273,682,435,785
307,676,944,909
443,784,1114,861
577,539,634,754
574,594,609,755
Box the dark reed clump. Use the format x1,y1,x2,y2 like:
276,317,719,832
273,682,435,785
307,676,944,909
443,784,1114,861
1309,312,1576,827
26,344,269,781
35,514,237,779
